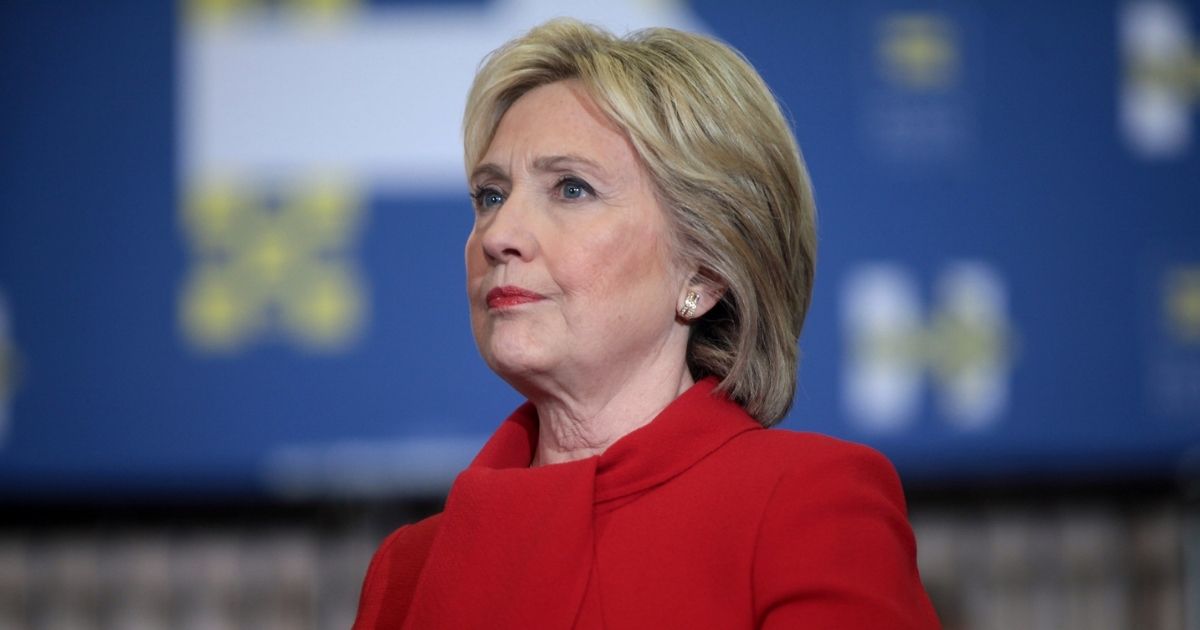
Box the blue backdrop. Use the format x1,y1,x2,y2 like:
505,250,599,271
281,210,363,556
1,0,1198,496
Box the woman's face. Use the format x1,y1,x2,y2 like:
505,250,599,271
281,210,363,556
465,80,689,394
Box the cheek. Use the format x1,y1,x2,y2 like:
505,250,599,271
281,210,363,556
464,231,488,332
464,231,486,287
556,221,673,306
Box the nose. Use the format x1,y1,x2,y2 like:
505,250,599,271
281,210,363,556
477,192,538,265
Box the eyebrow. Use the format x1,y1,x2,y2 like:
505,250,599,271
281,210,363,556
470,154,611,185
469,163,510,186
532,154,607,178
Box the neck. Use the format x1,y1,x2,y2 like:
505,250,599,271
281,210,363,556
528,365,694,467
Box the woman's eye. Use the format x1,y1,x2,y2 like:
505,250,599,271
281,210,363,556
472,188,505,210
557,177,593,201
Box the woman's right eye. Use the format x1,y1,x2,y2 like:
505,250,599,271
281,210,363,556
471,187,505,211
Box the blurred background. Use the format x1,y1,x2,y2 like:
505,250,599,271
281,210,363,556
1,0,1198,628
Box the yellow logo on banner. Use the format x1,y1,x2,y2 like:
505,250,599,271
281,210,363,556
878,14,960,91
179,180,367,354
186,0,358,25
1165,266,1200,343
1121,1,1199,157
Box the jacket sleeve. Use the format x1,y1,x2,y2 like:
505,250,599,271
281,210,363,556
751,442,941,630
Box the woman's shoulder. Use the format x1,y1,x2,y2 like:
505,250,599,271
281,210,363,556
724,426,902,486
728,430,938,628
692,425,911,530
372,512,443,576
352,513,443,630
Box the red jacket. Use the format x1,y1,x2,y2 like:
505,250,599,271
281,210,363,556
354,378,940,629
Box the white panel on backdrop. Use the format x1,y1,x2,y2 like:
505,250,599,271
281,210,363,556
180,0,709,193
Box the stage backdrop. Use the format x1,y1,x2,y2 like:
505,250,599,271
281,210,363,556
1,0,1198,497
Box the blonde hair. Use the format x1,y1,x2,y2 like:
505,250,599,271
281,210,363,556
464,19,817,426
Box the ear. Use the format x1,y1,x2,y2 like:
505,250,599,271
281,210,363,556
677,271,727,321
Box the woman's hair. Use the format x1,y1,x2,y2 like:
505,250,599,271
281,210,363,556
463,19,817,426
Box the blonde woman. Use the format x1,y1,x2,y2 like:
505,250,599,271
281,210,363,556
354,19,939,630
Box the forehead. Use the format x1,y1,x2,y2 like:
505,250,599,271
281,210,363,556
482,81,640,172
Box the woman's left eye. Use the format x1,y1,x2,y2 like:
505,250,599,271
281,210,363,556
556,177,594,201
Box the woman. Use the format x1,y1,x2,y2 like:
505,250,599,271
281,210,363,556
354,19,940,630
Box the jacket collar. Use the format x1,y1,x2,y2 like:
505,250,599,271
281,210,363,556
469,376,762,503
402,378,761,628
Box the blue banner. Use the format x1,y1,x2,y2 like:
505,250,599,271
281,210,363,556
0,0,1197,495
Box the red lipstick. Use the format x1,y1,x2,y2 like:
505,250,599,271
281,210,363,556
486,286,546,309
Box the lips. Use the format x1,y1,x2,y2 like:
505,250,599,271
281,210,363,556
486,286,546,309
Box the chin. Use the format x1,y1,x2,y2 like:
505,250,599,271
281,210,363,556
479,334,551,380
486,348,547,379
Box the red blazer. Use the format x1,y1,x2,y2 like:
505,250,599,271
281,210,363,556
354,378,940,629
